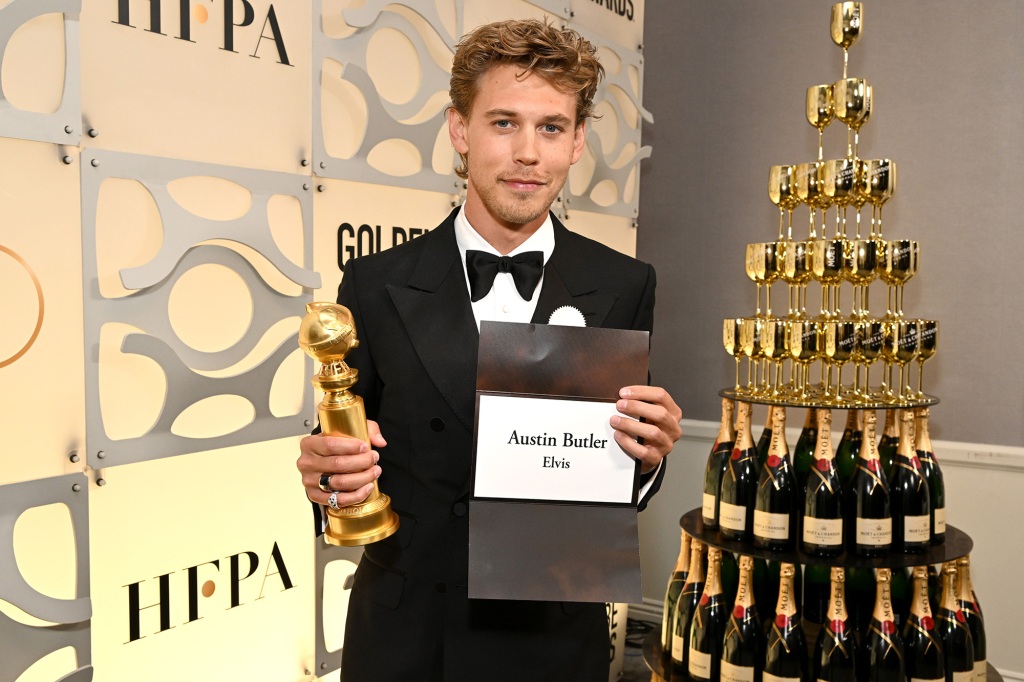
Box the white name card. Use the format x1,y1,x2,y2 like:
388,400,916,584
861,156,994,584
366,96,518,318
473,393,638,504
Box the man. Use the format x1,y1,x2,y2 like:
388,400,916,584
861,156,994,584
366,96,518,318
296,19,682,681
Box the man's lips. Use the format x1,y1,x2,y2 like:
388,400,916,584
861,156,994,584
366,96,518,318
501,177,547,191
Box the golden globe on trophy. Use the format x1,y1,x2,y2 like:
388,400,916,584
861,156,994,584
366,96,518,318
299,302,399,546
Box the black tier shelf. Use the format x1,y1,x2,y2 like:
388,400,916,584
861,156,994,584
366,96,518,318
718,387,939,410
681,508,971,569
641,629,1003,682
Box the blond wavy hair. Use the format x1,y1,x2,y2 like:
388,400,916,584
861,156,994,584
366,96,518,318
449,19,604,179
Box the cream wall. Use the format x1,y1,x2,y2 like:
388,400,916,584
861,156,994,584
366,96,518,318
0,1,648,680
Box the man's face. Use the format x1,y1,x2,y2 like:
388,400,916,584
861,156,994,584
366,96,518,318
449,63,587,237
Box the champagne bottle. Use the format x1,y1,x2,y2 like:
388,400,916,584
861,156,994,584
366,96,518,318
688,547,728,681
862,568,905,682
721,555,764,682
802,408,844,557
661,530,691,651
834,409,862,488
721,402,759,542
804,562,831,628
793,407,818,537
703,398,737,529
755,407,796,550
936,561,974,682
670,539,705,673
903,565,945,682
850,411,891,557
812,566,857,682
955,556,986,682
757,405,775,467
914,408,946,545
878,408,900,480
763,562,807,681
889,410,931,553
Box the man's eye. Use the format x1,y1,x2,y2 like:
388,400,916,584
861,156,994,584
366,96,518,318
543,124,561,133
495,120,512,128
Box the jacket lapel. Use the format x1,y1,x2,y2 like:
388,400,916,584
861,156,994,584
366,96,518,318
387,214,480,432
531,216,618,328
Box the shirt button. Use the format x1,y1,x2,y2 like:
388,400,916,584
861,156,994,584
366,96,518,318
430,417,445,432
502,305,510,313
452,502,467,517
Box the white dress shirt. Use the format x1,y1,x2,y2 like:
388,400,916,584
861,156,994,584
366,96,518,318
453,206,554,330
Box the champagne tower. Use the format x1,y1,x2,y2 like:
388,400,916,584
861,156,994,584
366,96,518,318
647,4,993,680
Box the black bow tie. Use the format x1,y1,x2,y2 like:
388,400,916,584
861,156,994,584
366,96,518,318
465,250,544,302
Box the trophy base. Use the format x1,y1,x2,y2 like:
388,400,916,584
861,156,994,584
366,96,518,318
324,493,400,547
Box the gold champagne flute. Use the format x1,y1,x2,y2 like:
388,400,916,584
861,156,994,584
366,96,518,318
740,317,766,396
915,319,938,398
807,85,835,162
724,318,745,393
833,78,872,161
821,158,857,237
762,317,791,397
879,239,919,318
789,319,822,402
745,243,765,317
811,235,845,318
892,319,920,403
860,159,897,239
831,2,863,79
783,239,814,319
853,318,884,401
843,238,878,318
824,318,857,403
795,161,824,239
769,165,800,240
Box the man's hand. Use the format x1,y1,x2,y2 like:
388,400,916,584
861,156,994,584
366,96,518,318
610,386,683,474
296,420,385,508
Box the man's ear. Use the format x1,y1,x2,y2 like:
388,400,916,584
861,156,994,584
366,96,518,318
571,120,587,165
448,108,470,154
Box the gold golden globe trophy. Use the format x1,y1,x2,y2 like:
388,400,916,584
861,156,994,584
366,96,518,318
299,302,399,546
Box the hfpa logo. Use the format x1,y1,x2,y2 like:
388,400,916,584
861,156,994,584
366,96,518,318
113,0,293,66
124,542,295,643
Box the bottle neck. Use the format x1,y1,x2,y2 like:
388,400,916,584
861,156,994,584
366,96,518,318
775,565,798,618
717,399,736,444
735,561,755,609
767,408,789,459
674,533,691,572
825,568,848,622
939,563,959,612
909,567,933,619
915,410,934,453
703,550,723,597
896,411,916,459
686,543,705,585
955,558,974,604
803,407,816,430
815,409,834,460
882,408,899,437
872,570,894,624
735,403,754,449
859,413,880,460
843,409,858,432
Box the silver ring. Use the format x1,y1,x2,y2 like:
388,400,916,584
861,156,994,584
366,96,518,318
327,492,341,511
318,473,332,493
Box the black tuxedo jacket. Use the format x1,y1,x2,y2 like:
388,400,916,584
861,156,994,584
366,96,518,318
330,208,666,681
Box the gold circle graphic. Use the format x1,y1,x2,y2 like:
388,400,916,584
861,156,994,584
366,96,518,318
0,245,45,368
